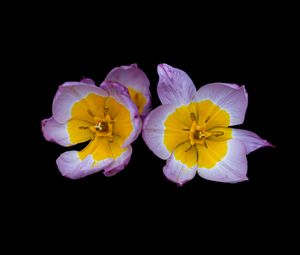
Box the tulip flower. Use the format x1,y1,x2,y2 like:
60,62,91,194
42,65,150,179
143,64,272,185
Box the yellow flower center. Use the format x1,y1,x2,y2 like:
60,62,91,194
89,113,114,142
188,114,225,148
67,93,134,162
163,100,231,168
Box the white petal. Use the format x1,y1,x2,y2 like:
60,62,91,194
163,149,197,186
53,84,108,123
103,146,132,177
42,117,71,146
105,64,151,117
198,139,248,183
232,129,273,154
56,151,113,180
193,83,248,126
142,104,178,159
157,64,196,105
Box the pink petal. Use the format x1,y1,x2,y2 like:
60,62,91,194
232,129,274,154
41,117,94,147
157,64,196,105
193,83,248,126
41,117,71,146
56,151,114,180
105,64,151,117
197,139,248,183
142,104,178,160
52,84,108,124
80,78,96,85
103,146,132,177
101,81,142,148
163,144,198,186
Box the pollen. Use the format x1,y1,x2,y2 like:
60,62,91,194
89,112,114,140
95,122,109,132
188,115,212,147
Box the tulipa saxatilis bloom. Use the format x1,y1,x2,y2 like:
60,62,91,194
143,64,272,185
42,65,150,179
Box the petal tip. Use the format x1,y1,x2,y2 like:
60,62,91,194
131,63,138,68
41,118,53,142
80,77,96,85
243,176,249,182
266,140,275,148
157,63,168,73
41,118,48,127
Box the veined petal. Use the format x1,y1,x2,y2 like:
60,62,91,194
163,141,198,186
101,81,142,147
103,145,132,177
142,104,185,160
157,64,196,105
41,117,93,146
232,129,274,154
105,64,151,117
193,83,248,126
53,84,108,124
56,151,114,179
197,139,248,183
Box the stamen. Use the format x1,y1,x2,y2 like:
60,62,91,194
212,131,224,137
197,131,206,139
182,128,190,131
96,122,109,131
185,144,193,152
78,126,89,130
203,140,208,149
205,116,210,123
87,109,94,117
190,113,196,121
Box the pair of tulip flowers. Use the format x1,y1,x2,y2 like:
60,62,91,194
42,64,272,185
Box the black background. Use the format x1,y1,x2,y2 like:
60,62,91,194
11,3,295,242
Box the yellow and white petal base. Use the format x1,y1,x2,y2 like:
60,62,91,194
103,145,132,177
192,83,248,126
57,136,132,179
197,139,248,183
56,151,114,179
163,141,198,186
101,81,142,148
105,64,151,117
42,117,94,147
142,104,182,160
53,84,109,124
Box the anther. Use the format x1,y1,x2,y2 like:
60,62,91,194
190,113,196,121
87,109,94,117
212,131,224,137
185,145,193,152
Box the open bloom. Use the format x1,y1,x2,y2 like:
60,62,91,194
42,64,150,179
143,64,273,185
